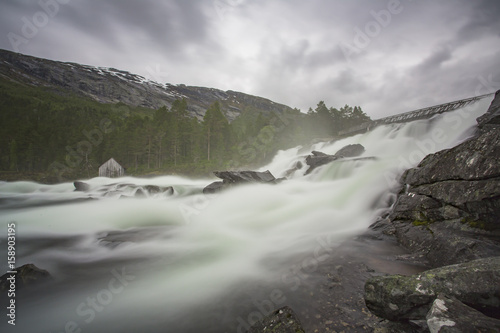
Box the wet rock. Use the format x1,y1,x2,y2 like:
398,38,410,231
364,257,500,321
334,143,365,158
284,161,303,178
0,264,52,291
203,181,225,194
75,182,174,198
203,170,278,193
245,306,306,333
387,92,500,266
97,227,171,248
388,193,443,222
214,170,277,183
143,185,174,195
393,219,500,267
134,188,147,197
426,294,500,333
305,144,366,174
402,127,500,188
477,90,500,128
305,151,340,174
74,181,91,192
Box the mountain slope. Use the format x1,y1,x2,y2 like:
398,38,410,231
0,49,293,121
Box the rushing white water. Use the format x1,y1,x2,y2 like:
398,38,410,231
0,97,493,332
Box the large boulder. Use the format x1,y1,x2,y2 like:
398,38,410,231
305,151,340,174
426,294,500,333
74,181,91,192
402,129,500,188
305,144,366,174
203,170,279,194
245,306,306,333
334,143,366,158
202,181,225,194
387,92,500,266
392,218,500,268
364,257,500,321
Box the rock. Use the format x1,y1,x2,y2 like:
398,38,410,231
305,144,366,174
426,294,500,333
284,161,303,178
76,182,175,198
245,306,306,333
0,264,52,291
142,185,174,196
477,90,500,128
334,143,365,158
144,185,172,195
392,219,500,267
402,129,500,187
74,181,91,192
214,170,277,183
388,193,443,222
305,151,340,174
387,93,500,266
203,170,278,193
364,257,500,321
203,181,225,194
134,188,147,197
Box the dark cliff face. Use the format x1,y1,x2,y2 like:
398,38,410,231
387,90,500,267
0,49,293,121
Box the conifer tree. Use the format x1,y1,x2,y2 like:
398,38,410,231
203,101,228,161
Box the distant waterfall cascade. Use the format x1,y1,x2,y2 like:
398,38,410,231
0,96,493,332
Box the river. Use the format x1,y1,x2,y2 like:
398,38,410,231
0,96,493,332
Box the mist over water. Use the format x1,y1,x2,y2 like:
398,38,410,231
0,97,493,332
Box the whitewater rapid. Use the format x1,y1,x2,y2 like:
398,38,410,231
0,96,493,332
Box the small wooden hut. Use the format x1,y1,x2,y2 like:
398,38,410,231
99,158,124,178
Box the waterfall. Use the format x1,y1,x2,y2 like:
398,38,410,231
0,96,493,332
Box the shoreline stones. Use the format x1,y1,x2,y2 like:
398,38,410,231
245,306,306,333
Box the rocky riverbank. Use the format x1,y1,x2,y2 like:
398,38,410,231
246,91,500,332
362,90,500,332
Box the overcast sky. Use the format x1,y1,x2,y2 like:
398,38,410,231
1,0,499,118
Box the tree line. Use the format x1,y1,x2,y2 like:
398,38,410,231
0,77,370,181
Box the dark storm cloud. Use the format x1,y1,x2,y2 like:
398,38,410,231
0,0,499,118
412,47,453,76
455,0,500,42
58,0,213,51
1,0,218,60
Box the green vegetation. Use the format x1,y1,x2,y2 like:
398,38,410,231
412,219,432,227
412,219,435,234
0,77,370,182
461,217,488,230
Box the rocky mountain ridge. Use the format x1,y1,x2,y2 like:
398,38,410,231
0,49,293,121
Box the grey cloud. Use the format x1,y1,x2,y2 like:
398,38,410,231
0,0,499,118
456,0,500,41
59,0,217,55
412,47,453,75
